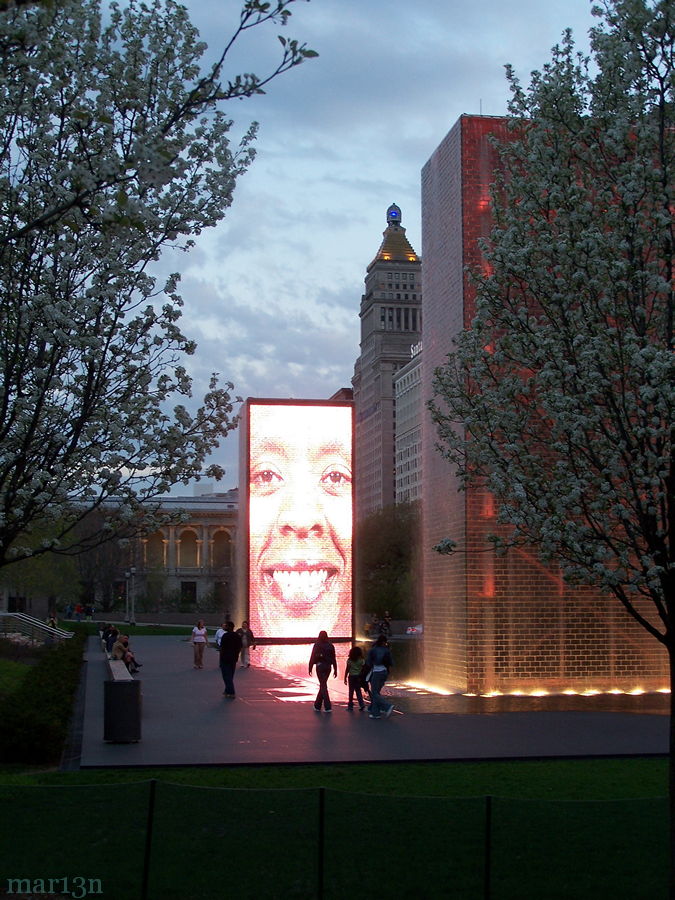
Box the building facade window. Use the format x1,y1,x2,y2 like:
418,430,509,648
212,530,232,568
178,529,199,567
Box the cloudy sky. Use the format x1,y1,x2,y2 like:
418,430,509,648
161,0,597,492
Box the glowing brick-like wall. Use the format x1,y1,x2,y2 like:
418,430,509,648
421,115,668,694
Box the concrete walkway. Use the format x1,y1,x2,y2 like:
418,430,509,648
78,636,669,768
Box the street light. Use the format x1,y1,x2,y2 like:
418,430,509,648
129,566,136,626
124,570,130,622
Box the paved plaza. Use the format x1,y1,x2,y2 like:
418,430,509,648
76,635,669,768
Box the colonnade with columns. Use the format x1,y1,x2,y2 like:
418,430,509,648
140,523,234,572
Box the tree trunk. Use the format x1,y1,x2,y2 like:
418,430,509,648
669,644,675,899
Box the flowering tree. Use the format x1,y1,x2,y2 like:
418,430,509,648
430,0,675,885
0,0,315,565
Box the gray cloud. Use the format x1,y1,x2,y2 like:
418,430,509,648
159,0,596,492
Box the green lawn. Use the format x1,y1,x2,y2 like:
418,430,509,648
0,755,668,798
0,759,667,899
64,620,193,637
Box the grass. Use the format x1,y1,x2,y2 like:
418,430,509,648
0,760,667,899
0,756,668,798
64,620,193,637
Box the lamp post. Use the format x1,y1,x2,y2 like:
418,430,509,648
124,571,130,622
129,566,136,626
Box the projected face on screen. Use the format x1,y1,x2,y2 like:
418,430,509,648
248,403,352,639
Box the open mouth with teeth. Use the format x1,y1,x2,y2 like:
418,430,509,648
262,565,339,608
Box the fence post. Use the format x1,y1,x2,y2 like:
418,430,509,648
317,786,325,900
141,778,157,900
484,794,492,900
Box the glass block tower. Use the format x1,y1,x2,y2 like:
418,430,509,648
421,115,667,693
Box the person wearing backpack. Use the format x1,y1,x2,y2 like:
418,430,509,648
308,630,337,712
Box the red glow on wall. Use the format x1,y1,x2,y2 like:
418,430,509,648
481,492,495,518
482,573,495,598
515,547,565,595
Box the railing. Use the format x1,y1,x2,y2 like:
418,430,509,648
0,611,74,644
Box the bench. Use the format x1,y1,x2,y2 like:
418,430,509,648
106,658,135,681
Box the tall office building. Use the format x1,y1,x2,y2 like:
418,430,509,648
420,115,667,693
393,342,422,504
352,204,422,520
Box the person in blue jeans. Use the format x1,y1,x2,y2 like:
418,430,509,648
308,631,337,712
366,634,394,719
343,645,367,710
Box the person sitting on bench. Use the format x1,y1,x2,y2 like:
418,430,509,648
111,634,142,674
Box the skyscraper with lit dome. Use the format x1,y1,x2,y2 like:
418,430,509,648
352,203,422,521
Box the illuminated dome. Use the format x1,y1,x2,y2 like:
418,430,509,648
368,203,419,268
386,203,402,225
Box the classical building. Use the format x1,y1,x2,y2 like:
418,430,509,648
128,489,238,612
420,114,668,694
352,203,422,520
0,488,238,619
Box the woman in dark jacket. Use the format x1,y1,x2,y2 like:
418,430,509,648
308,630,337,712
366,634,394,719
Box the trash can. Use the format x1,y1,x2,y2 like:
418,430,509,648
103,679,141,742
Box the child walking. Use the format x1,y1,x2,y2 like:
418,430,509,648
343,645,367,711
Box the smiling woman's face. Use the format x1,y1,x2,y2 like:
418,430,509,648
248,404,353,639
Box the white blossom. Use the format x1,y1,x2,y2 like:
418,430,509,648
0,0,315,564
431,0,675,650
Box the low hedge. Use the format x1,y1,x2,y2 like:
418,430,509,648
0,633,85,764
0,657,32,701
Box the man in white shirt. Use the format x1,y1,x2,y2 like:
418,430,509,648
214,622,227,649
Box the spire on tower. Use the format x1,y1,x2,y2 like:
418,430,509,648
368,203,419,269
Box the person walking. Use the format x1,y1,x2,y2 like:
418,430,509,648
236,621,257,668
366,634,394,719
343,645,366,711
214,621,227,649
219,621,243,698
308,630,337,712
191,619,208,669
